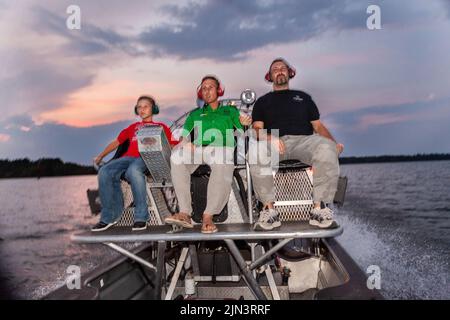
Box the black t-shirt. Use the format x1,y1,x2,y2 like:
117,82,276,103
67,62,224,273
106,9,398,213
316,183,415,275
252,89,320,137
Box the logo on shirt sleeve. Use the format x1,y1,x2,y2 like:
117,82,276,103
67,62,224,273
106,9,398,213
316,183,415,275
293,95,303,102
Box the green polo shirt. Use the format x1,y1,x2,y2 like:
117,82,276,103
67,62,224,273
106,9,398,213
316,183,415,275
182,104,243,147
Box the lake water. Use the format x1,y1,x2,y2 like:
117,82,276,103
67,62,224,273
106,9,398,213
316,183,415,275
0,161,449,299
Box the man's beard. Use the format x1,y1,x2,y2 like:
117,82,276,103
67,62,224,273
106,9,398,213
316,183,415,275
275,74,288,85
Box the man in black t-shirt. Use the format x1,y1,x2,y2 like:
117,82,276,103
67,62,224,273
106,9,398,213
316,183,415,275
250,58,344,229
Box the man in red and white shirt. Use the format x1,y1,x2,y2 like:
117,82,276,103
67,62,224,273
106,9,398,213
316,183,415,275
92,95,178,232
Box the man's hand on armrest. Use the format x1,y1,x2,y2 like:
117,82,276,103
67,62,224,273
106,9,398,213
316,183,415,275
311,120,344,155
93,155,103,166
93,139,120,166
336,143,344,155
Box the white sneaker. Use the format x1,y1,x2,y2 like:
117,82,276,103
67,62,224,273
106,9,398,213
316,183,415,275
253,208,281,231
309,207,334,228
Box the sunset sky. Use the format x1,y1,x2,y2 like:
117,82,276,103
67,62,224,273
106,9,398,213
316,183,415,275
1,0,450,164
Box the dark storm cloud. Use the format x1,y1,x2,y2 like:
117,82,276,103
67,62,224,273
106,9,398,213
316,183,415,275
138,0,357,60
137,0,446,61
31,1,449,61
33,6,139,56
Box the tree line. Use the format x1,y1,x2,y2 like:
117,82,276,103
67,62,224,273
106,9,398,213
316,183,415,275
0,158,96,179
339,153,450,164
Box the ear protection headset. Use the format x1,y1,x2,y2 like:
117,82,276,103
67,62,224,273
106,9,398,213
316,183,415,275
134,95,160,115
197,75,225,100
264,58,296,82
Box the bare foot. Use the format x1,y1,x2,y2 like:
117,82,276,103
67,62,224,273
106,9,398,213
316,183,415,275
201,213,218,233
164,212,193,228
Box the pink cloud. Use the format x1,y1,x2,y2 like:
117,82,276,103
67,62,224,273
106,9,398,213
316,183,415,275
37,74,194,127
0,134,11,142
357,113,415,130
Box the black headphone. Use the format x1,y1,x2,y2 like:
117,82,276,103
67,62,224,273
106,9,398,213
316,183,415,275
134,95,160,115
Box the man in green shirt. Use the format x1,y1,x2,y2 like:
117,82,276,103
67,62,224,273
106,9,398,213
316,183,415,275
165,75,251,233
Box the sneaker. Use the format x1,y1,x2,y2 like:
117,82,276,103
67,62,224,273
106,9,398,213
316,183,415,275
309,207,334,228
132,221,148,231
253,208,281,231
91,221,117,232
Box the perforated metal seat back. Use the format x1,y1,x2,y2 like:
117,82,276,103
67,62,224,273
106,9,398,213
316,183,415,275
137,125,172,184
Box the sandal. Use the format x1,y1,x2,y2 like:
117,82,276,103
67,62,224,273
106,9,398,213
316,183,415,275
164,212,193,228
201,214,218,234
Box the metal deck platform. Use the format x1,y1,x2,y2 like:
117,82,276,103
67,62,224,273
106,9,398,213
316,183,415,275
71,222,343,300
71,221,343,244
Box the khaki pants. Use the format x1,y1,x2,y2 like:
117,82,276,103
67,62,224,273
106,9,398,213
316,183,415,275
170,145,235,216
249,134,340,204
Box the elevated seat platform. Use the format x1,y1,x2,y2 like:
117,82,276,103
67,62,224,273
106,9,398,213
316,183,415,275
71,222,343,300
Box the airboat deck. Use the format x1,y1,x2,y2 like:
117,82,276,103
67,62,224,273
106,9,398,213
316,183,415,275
69,101,351,300
71,221,342,244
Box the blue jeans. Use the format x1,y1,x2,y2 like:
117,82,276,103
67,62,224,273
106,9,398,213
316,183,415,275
98,156,149,223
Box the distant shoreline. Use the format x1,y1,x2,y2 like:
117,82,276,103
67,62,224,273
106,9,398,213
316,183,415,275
1,154,449,179
339,153,450,165
0,158,96,179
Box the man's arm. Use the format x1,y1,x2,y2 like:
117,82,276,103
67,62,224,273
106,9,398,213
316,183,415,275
253,121,274,141
311,120,336,142
229,107,246,129
252,121,285,154
311,120,344,154
94,139,120,165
